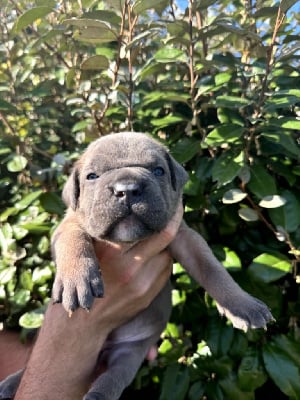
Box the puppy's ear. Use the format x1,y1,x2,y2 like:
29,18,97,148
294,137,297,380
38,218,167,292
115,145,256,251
62,165,80,210
165,152,189,191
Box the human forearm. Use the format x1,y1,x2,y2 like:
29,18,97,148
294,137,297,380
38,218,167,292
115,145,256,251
15,303,109,400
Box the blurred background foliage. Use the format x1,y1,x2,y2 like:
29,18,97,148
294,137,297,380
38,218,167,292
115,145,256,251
0,0,300,398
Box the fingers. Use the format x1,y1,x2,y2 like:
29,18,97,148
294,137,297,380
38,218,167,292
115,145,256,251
146,345,158,361
130,251,173,309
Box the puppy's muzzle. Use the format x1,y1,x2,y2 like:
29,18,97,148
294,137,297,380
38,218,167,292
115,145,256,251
110,181,145,204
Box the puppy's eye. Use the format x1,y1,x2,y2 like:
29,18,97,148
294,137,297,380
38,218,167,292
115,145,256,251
86,173,99,180
153,167,165,177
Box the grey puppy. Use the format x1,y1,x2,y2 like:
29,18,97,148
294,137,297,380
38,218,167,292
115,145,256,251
0,132,274,400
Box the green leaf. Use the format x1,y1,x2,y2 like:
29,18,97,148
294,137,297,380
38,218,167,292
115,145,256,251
32,266,53,284
159,364,189,400
74,27,117,44
82,10,121,25
19,310,45,329
39,192,65,215
134,0,169,14
214,71,232,86
63,18,112,29
259,195,286,208
12,289,31,307
247,164,277,199
212,151,243,186
268,117,300,130
206,317,234,357
0,267,16,284
0,99,18,112
151,114,186,128
170,138,200,163
12,7,53,33
20,270,33,291
188,381,205,400
280,0,299,13
19,223,51,234
263,342,300,399
222,247,242,268
238,207,259,222
15,190,43,210
220,373,255,400
238,348,267,391
143,91,189,105
261,132,300,158
268,190,300,232
81,55,109,70
216,95,251,108
12,225,28,240
37,236,50,255
248,253,291,283
154,48,187,63
206,124,244,146
222,189,247,204
271,335,300,366
7,156,28,172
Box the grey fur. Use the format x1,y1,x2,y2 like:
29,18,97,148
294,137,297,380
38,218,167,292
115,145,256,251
0,132,274,400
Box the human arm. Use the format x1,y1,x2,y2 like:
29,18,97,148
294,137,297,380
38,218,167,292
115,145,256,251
14,204,183,400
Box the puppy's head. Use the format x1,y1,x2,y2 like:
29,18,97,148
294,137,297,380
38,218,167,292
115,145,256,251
63,132,188,242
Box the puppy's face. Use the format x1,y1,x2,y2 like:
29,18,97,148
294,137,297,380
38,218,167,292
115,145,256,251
63,132,188,242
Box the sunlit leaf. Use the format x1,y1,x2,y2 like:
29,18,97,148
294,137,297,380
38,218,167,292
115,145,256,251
12,7,54,33
81,55,109,70
222,189,247,204
154,48,187,63
248,253,291,282
7,156,28,172
212,151,243,186
259,195,286,208
238,207,259,222
216,95,251,108
19,310,45,329
206,124,243,146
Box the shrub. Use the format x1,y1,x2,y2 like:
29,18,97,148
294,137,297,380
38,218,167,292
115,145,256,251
0,1,299,398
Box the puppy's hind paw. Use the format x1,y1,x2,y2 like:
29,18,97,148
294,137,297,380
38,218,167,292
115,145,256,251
216,294,275,332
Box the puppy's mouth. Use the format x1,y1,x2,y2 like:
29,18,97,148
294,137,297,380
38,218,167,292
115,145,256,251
105,213,154,243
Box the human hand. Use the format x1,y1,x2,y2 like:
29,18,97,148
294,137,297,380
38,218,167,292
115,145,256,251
91,201,184,331
14,202,183,400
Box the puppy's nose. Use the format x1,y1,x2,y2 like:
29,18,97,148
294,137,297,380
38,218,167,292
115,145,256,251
112,182,143,200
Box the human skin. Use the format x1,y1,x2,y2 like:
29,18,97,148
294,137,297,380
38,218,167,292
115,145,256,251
13,204,183,400
0,331,32,381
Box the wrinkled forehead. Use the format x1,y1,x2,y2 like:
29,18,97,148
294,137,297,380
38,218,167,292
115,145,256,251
83,135,165,169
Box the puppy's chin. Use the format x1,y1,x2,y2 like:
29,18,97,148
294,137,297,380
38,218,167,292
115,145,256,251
107,215,152,243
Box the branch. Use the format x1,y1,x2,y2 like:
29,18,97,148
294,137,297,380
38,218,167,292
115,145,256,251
256,5,286,114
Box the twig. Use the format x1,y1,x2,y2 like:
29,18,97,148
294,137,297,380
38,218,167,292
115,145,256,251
256,5,286,113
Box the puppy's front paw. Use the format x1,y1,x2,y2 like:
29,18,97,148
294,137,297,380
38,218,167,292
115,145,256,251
52,258,104,313
216,294,274,332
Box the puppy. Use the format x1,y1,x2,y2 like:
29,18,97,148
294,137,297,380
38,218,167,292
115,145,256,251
0,132,273,400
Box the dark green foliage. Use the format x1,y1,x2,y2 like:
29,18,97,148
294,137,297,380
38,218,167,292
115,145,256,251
0,0,299,398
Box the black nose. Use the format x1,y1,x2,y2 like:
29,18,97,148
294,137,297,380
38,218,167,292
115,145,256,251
112,182,143,201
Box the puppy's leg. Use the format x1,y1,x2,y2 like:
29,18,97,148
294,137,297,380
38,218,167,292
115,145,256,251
170,221,274,331
84,338,153,400
51,210,104,313
0,370,23,399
